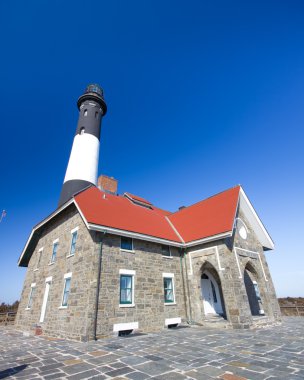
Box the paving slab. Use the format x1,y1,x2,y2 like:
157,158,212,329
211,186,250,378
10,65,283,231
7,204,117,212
0,317,304,379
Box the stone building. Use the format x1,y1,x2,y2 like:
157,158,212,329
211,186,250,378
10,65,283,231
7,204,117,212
15,84,281,341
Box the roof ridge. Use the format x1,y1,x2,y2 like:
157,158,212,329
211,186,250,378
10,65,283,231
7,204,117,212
168,185,241,216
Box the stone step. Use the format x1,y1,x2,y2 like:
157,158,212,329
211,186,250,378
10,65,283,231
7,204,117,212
251,315,280,329
200,314,231,329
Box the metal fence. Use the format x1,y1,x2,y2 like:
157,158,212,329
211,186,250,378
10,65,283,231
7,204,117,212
280,306,304,316
0,311,17,325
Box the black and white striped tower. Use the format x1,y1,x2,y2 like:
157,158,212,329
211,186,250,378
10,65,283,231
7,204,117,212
58,84,107,207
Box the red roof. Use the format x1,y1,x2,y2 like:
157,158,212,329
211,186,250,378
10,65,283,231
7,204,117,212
75,188,180,242
74,186,240,244
168,186,240,243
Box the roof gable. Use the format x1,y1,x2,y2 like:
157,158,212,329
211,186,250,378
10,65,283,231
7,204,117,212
238,187,274,250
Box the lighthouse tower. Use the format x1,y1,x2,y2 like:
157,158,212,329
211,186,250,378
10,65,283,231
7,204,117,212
58,84,107,207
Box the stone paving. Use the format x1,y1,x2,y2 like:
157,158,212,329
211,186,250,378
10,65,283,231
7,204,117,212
0,317,303,380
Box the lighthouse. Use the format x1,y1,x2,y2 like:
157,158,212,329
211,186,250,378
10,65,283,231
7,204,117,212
58,84,107,207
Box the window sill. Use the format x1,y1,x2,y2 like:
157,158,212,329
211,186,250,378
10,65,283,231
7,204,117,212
48,262,55,266
119,304,135,308
58,306,68,309
33,268,39,272
25,307,31,310
120,249,135,254
162,255,173,259
164,302,176,306
66,254,75,259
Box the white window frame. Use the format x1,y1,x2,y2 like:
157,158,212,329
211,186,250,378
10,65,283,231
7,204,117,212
67,227,79,257
119,269,135,308
50,239,59,264
120,237,134,253
25,283,36,310
34,247,44,271
161,244,172,259
59,272,72,309
162,272,176,305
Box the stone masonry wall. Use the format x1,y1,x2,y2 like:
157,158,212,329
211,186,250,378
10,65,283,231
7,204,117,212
185,208,280,329
15,205,98,341
233,209,281,321
16,207,187,340
94,234,186,337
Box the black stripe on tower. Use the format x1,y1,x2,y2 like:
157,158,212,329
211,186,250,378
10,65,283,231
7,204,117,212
59,180,93,207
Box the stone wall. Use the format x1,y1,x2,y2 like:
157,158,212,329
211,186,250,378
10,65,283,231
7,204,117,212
16,206,187,340
94,234,186,337
15,205,98,341
184,208,281,329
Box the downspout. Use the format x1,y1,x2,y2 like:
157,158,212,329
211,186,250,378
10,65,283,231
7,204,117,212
93,231,106,341
179,249,189,323
184,248,194,324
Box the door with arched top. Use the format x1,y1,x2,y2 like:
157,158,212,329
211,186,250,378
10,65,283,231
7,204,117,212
201,271,223,315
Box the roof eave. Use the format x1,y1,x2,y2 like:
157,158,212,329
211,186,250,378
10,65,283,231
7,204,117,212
87,223,183,247
184,231,232,248
239,187,275,250
18,198,75,267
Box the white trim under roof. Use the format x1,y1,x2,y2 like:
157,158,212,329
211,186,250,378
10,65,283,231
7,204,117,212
185,232,232,248
87,223,183,247
239,187,274,250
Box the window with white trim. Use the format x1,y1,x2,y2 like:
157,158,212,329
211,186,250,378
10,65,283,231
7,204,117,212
161,245,171,257
119,269,135,307
50,240,59,263
120,237,133,251
69,228,78,256
27,283,36,309
163,273,175,304
36,248,43,269
61,273,72,307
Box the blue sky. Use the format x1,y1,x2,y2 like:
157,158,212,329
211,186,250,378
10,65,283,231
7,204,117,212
1,1,303,303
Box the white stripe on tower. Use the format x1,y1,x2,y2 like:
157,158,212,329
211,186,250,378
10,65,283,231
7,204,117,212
64,133,100,184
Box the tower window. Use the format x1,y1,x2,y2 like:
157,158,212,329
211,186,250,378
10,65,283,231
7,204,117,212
84,109,88,116
80,127,85,135
95,111,99,118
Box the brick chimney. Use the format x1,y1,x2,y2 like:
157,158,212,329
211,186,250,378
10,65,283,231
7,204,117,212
97,175,118,194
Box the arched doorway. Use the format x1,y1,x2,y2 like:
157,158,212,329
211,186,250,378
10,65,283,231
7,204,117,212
244,263,264,316
201,270,223,315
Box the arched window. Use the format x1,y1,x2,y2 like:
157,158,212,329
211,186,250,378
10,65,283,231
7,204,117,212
80,127,85,135
95,111,99,118
84,110,88,117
